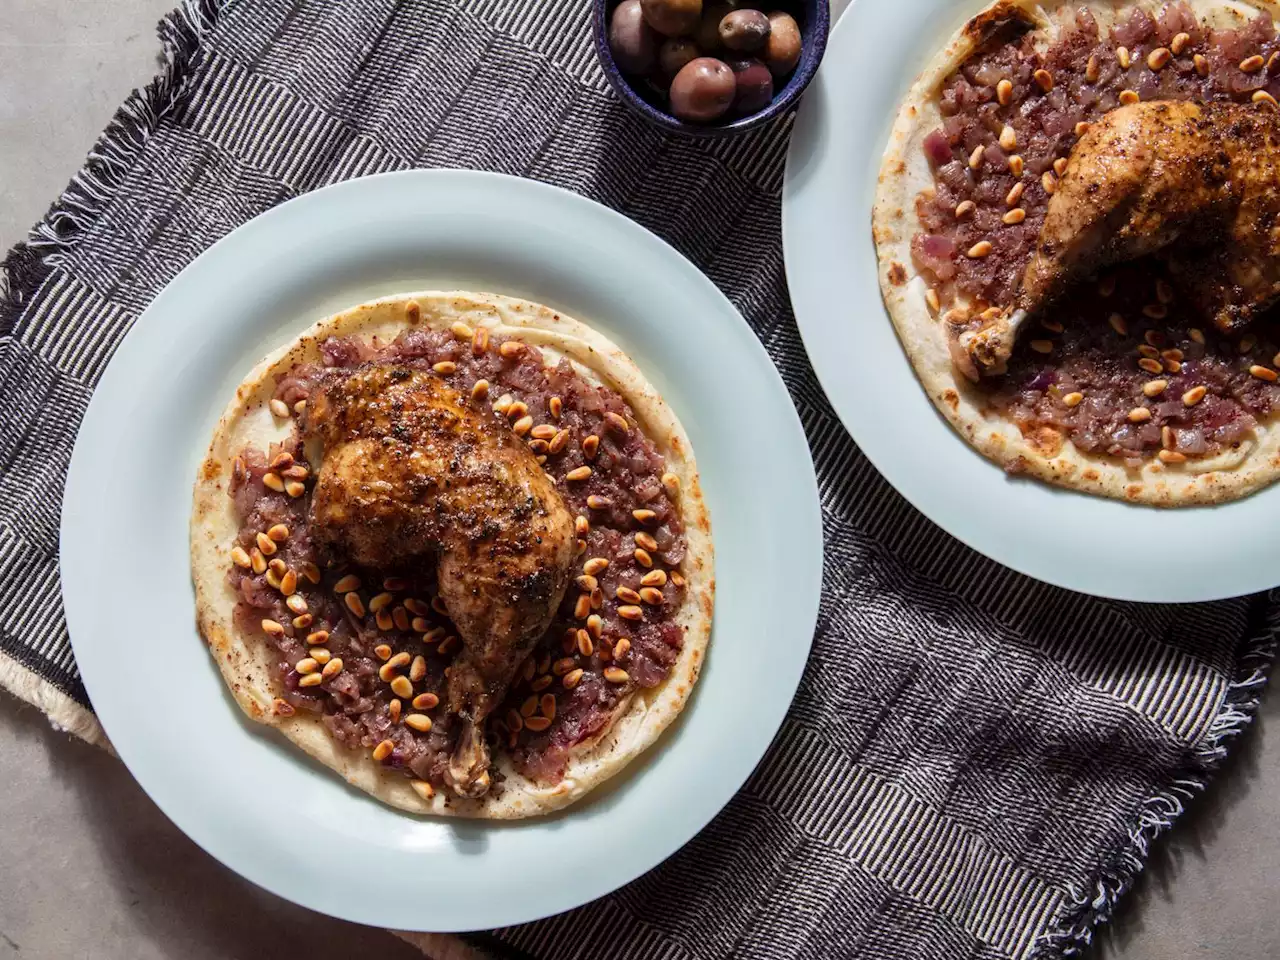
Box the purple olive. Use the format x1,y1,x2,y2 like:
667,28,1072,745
640,0,703,37
669,57,736,122
658,37,701,79
728,56,773,115
695,1,738,51
763,11,802,76
719,9,771,52
609,0,659,74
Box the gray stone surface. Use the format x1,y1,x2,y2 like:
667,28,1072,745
0,2,1276,959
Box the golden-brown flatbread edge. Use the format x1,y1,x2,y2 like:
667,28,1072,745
872,0,1280,506
190,291,714,818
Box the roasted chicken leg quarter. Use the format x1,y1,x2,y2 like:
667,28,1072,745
305,364,576,798
963,99,1280,376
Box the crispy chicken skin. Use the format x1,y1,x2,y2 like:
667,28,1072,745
305,364,576,798
963,100,1280,376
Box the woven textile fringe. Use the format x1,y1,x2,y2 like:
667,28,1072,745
1036,591,1279,958
0,0,226,335
0,653,108,748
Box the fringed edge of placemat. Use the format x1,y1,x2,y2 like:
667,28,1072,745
394,932,498,960
1034,589,1279,958
0,0,227,335
0,651,109,749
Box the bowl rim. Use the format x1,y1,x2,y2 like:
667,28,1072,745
592,0,830,137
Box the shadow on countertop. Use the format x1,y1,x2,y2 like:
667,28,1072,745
1,693,429,960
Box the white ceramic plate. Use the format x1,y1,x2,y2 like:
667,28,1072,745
784,0,1279,603
60,170,822,931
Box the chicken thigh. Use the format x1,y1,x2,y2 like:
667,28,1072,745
305,364,576,798
963,100,1280,376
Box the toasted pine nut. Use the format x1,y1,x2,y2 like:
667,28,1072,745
1250,364,1278,382
372,740,394,762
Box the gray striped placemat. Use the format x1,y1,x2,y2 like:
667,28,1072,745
1,2,1274,958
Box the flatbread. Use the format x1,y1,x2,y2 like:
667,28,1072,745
190,291,714,818
873,0,1280,505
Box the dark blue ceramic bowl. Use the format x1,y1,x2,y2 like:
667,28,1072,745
593,0,829,137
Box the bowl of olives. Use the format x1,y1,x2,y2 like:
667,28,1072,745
594,0,828,135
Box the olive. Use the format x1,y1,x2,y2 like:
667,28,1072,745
719,9,771,52
609,0,659,74
658,37,701,79
763,11,802,76
640,0,702,37
669,57,736,122
695,1,738,51
728,57,773,115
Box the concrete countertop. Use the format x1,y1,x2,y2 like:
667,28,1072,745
1,2,1277,958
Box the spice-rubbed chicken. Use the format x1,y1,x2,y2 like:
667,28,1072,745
963,99,1280,376
305,364,576,798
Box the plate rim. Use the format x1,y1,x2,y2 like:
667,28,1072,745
59,168,824,930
